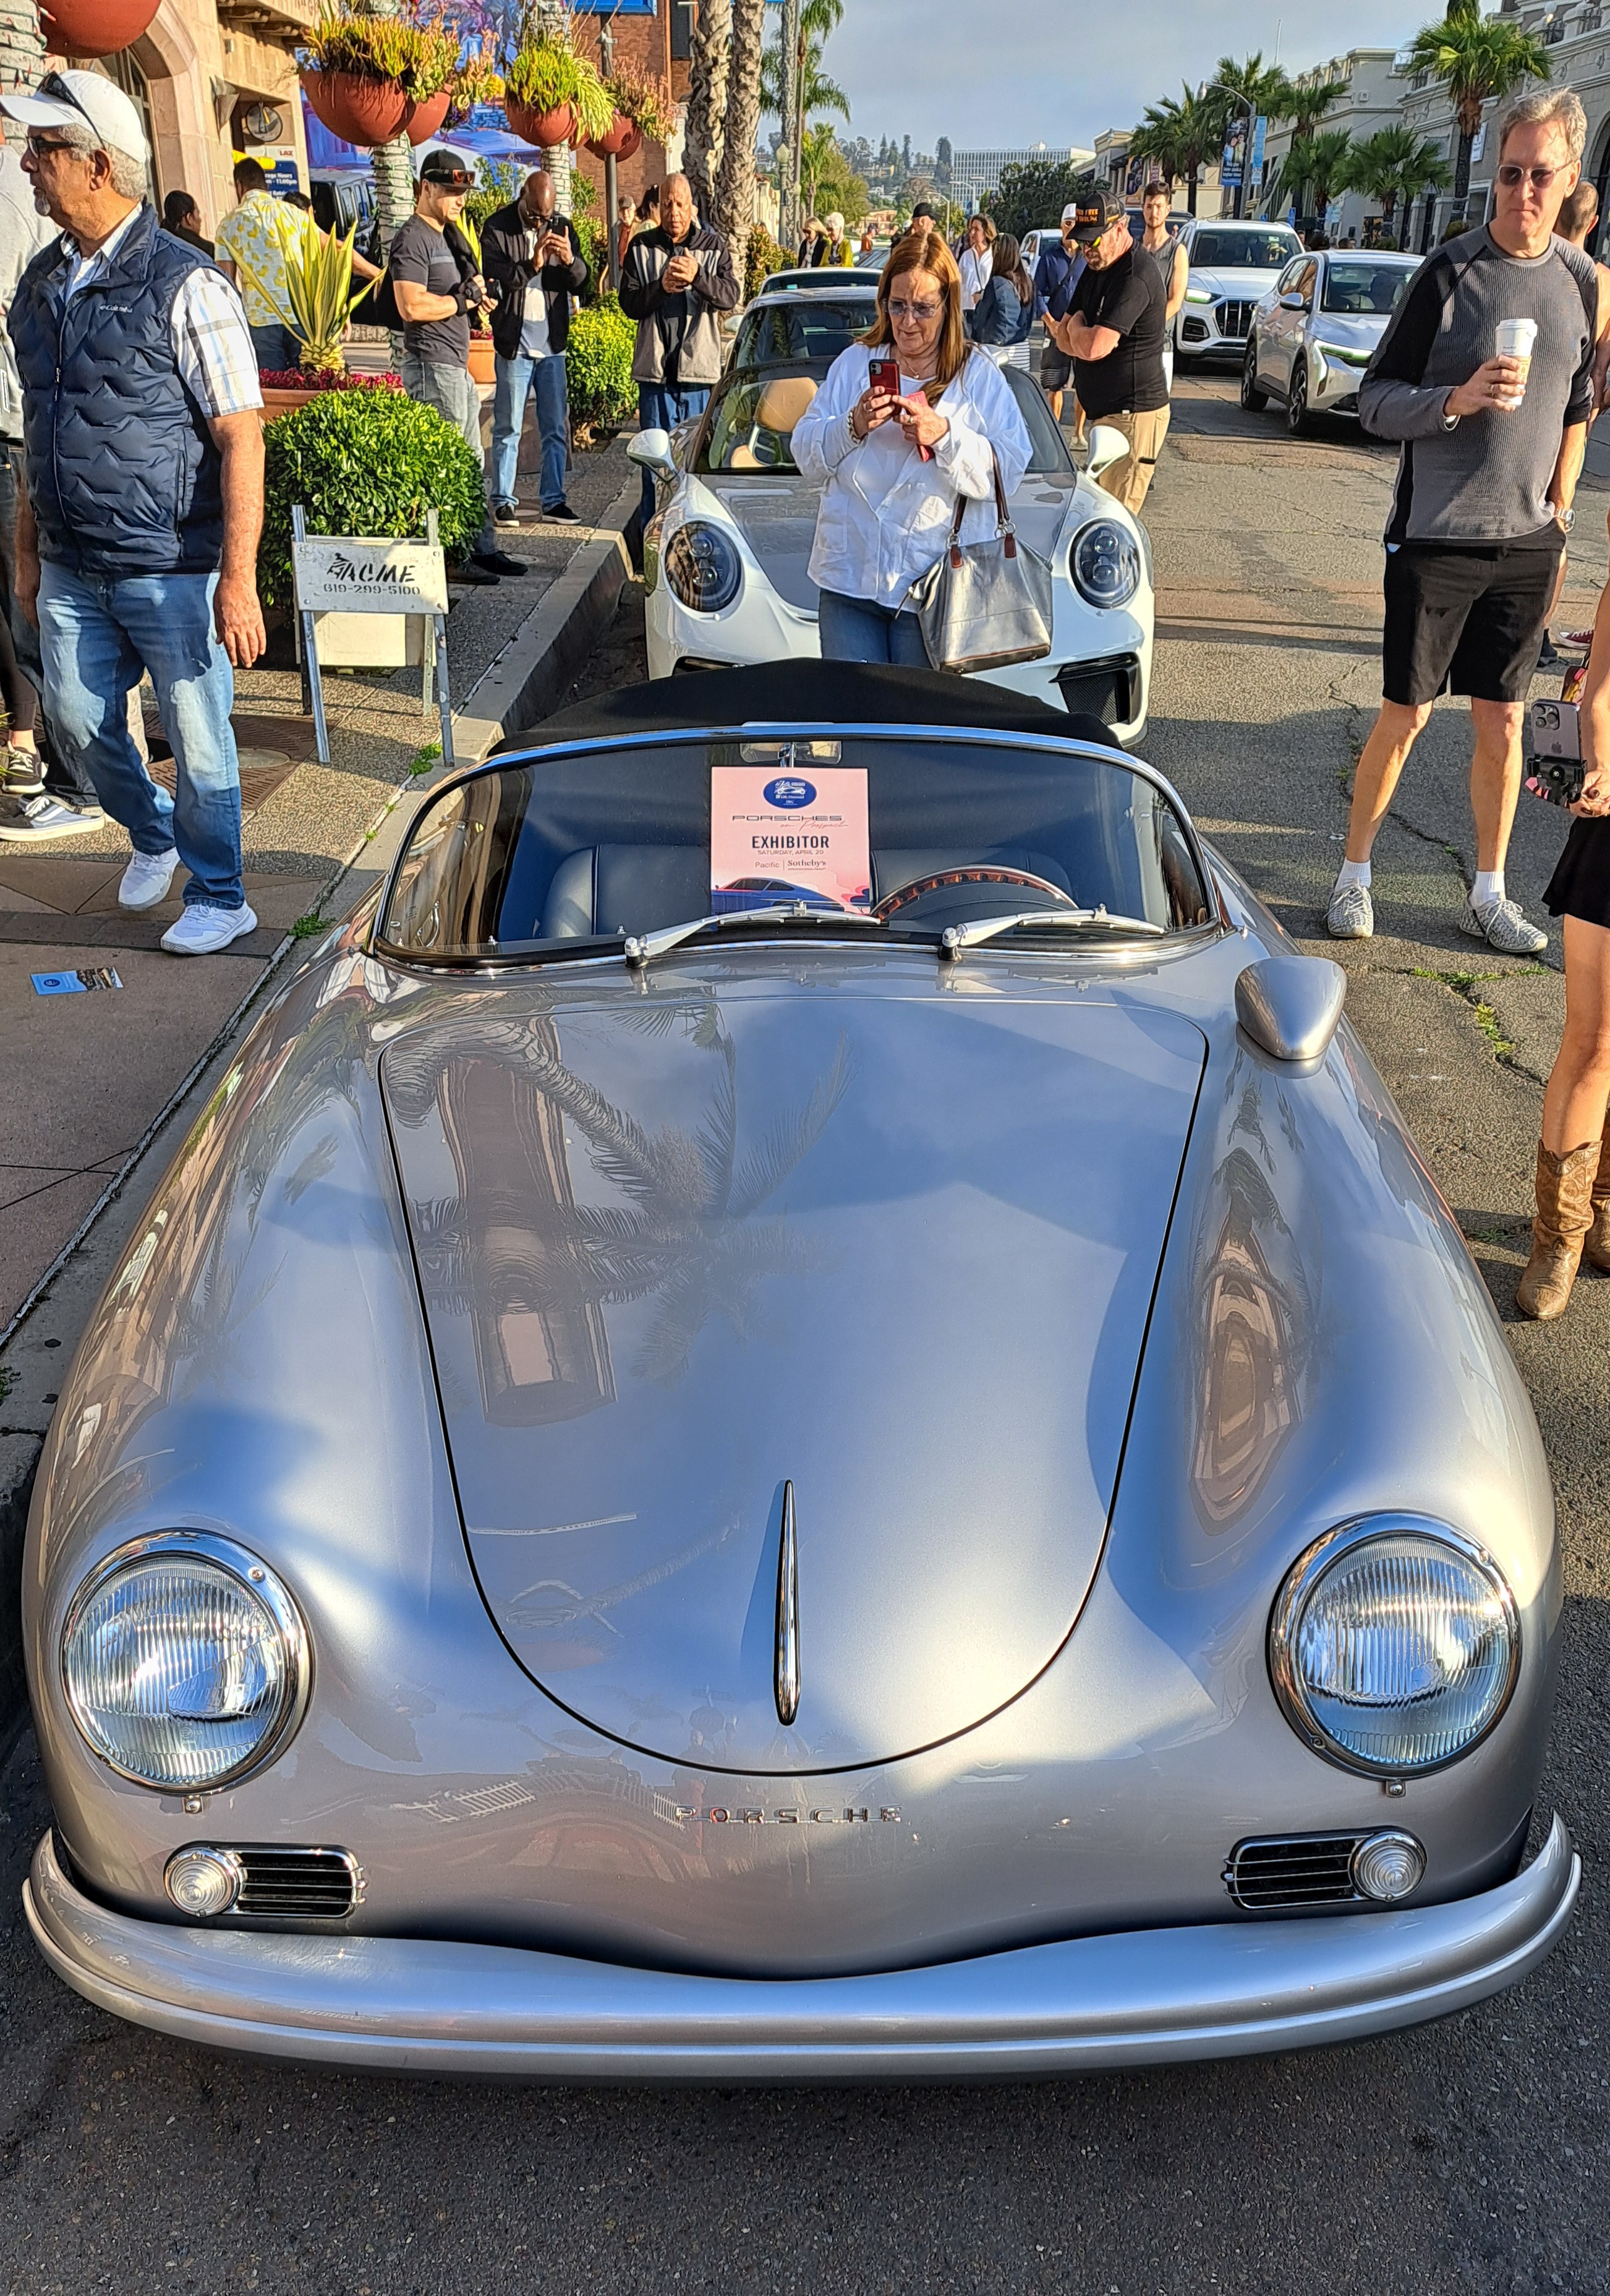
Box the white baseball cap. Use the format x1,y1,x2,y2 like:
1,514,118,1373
1060,200,1081,224
1,68,150,164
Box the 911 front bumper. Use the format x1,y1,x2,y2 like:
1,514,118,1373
25,1820,1578,2081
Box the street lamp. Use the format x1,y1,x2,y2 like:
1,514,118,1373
1199,81,1256,221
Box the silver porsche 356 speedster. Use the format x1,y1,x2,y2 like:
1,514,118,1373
22,663,1576,2080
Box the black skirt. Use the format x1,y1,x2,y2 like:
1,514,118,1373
1544,814,1610,928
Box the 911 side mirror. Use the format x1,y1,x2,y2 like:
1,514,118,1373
1235,955,1346,1066
626,429,678,482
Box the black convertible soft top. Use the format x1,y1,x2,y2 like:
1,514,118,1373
503,662,1120,753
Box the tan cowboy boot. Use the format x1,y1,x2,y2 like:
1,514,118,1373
1585,1121,1610,1274
1516,1140,1598,1320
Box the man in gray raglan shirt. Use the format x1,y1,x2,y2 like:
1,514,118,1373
1328,86,1598,955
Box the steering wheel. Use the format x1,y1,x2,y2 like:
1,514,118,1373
874,866,1075,921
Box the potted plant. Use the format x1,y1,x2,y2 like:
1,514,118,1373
564,292,637,448
299,2,461,150
503,28,611,152
444,46,505,134
38,0,160,58
258,370,406,417
232,215,377,406
589,63,673,162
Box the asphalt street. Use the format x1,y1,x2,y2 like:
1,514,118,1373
1,374,1608,2296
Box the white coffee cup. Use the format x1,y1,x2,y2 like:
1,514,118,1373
1495,317,1538,401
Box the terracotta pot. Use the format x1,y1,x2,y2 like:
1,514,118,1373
467,336,496,386
505,96,577,150
586,112,642,161
259,386,320,418
405,89,452,146
300,68,412,149
38,0,158,56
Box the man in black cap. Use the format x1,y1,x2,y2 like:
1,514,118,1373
1047,186,1168,514
391,148,526,584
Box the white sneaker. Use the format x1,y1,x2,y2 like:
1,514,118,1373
1326,879,1374,939
161,901,258,956
119,847,180,910
1459,894,1548,956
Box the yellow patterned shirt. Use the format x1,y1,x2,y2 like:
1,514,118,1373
216,189,300,328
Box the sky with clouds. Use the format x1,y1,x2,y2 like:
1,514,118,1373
828,1,1423,155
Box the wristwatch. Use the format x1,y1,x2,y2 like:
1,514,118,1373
1556,505,1577,534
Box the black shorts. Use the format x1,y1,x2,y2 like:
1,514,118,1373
1382,540,1561,707
1545,814,1610,929
1039,344,1073,391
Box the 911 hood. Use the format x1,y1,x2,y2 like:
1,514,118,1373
381,973,1206,1773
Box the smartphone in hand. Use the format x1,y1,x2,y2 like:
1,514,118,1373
868,357,900,396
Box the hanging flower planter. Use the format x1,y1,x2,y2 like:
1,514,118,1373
300,68,412,149
405,88,451,147
586,113,642,162
505,96,577,150
40,0,160,57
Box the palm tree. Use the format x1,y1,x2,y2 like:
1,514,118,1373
713,0,765,288
1342,126,1452,241
761,1,848,125
1405,0,1549,208
683,0,731,228
1279,74,1351,143
1131,85,1220,216
1269,129,1355,223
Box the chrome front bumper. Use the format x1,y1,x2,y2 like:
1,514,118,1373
26,1820,1578,2081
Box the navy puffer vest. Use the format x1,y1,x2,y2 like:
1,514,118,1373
9,203,223,578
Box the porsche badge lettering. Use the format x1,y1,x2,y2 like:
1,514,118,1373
692,1807,901,1825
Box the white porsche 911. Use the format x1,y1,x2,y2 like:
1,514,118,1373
629,284,1155,742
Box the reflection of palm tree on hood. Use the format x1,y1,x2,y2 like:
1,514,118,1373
415,1007,853,1388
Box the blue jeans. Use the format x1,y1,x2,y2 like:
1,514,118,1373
636,382,709,525
403,351,495,556
817,586,930,666
491,351,569,510
0,450,93,804
38,561,243,908
250,321,298,373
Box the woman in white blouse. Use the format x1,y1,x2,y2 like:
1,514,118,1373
957,213,995,311
791,229,1033,665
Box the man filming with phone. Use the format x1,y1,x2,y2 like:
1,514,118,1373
482,167,589,527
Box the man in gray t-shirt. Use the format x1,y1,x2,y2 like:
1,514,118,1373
1327,88,1596,957
391,149,525,584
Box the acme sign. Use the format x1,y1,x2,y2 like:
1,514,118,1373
292,534,449,617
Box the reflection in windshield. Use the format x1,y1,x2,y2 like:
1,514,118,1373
1321,262,1413,316
1191,232,1300,269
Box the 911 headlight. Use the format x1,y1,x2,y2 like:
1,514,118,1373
1070,518,1141,609
1269,1519,1518,1777
663,521,742,613
61,1533,307,1790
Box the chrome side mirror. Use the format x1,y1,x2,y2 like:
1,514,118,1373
1084,423,1129,479
626,428,678,482
1235,955,1346,1066
1279,292,1307,312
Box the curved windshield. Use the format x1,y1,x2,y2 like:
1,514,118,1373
1190,229,1300,269
1321,260,1415,316
380,732,1212,964
699,348,1070,478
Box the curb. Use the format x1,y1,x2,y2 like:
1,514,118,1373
0,476,643,1752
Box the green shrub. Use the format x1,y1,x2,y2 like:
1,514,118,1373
259,389,483,610
566,292,638,428
744,223,791,303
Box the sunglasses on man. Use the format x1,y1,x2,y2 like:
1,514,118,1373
1497,163,1565,189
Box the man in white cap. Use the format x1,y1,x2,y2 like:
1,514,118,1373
1031,200,1087,433
2,69,269,955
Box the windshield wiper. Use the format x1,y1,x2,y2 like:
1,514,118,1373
938,907,1166,960
624,904,885,968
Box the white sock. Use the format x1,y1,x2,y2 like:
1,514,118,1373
1473,869,1504,910
1335,858,1371,890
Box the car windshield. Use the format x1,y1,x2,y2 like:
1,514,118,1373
699,340,1070,478
379,730,1212,964
1191,229,1300,268
1321,260,1414,316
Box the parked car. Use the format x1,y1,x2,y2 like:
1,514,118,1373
631,284,1154,740
21,661,1577,2076
1242,249,1420,433
1175,220,1304,365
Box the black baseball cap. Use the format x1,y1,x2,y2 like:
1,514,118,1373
911,200,935,221
1070,187,1126,244
419,147,474,187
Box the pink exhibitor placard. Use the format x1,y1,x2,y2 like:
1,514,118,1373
710,766,871,913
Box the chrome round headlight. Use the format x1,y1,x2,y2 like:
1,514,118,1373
61,1533,308,1790
663,520,742,613
1070,518,1141,609
1269,1517,1518,1777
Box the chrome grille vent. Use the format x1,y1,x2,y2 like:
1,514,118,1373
1224,1832,1364,1910
234,1847,362,1920
1217,299,1254,339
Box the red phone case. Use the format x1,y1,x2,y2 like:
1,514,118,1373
869,359,899,395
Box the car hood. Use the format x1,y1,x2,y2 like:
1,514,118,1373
1307,311,1388,354
695,473,1081,616
1191,267,1288,300
381,974,1206,1773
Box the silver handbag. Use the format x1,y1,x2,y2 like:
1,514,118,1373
909,448,1054,673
